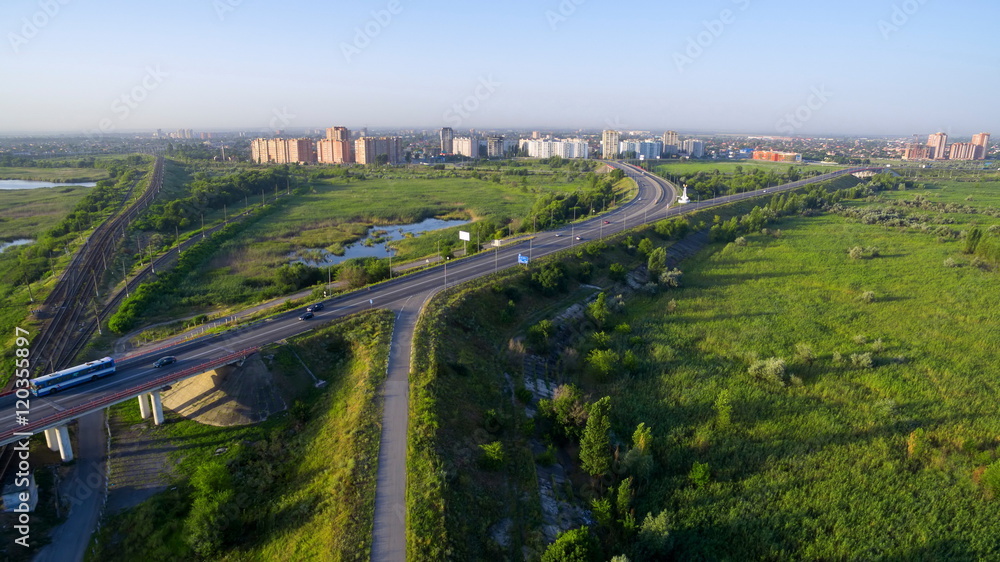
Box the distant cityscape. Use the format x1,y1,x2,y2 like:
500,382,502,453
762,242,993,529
0,126,994,167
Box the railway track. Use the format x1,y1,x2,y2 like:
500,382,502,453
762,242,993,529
29,157,165,374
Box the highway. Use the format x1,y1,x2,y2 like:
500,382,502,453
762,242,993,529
0,163,880,445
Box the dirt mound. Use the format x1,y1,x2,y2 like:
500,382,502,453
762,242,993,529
161,356,287,426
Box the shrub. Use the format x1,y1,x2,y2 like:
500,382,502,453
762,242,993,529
850,352,874,369
859,291,876,303
848,246,864,259
748,357,787,385
982,461,1000,498
609,262,628,282
478,441,505,471
688,462,711,488
944,257,958,268
734,236,747,247
515,386,533,404
541,527,601,562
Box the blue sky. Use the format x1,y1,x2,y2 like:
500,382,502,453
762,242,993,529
1,0,996,136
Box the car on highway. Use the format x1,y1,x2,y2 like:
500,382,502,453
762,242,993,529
306,302,324,312
153,356,176,368
575,236,582,240
299,311,314,320
603,220,611,224
554,233,561,237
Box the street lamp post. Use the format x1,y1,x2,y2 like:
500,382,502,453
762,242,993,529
444,257,450,287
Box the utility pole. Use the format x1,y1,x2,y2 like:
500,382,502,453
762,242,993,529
92,300,103,336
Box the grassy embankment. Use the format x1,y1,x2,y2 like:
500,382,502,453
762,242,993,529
88,310,393,561
407,173,1000,559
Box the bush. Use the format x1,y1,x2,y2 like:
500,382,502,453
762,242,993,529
609,262,628,282
478,441,505,471
688,462,710,488
848,246,864,260
748,357,787,385
850,352,874,369
982,461,1000,498
542,527,601,562
859,290,876,303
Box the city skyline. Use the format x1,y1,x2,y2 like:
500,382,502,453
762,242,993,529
1,0,997,136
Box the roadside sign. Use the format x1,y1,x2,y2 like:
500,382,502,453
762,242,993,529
518,254,529,265
459,230,471,241
493,239,502,247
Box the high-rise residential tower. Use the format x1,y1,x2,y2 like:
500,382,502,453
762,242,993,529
927,132,948,160
602,130,621,159
972,133,991,160
440,127,454,155
662,130,679,155
318,126,354,164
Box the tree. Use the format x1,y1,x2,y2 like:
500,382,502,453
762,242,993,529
527,319,555,352
580,397,612,478
637,237,654,256
587,292,610,328
586,349,619,380
647,247,667,279
609,263,627,282
542,527,601,562
635,510,673,559
688,461,710,488
539,384,589,439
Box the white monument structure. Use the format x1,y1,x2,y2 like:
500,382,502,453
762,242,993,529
678,184,690,204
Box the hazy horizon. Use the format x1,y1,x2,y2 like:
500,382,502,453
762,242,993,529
2,0,997,137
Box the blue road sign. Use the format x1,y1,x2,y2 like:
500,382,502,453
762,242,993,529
518,254,529,265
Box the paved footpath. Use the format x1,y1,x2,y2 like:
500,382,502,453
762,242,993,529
370,292,434,562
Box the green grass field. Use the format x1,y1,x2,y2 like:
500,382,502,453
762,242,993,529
0,185,91,239
405,172,1000,559
653,160,842,176
88,310,393,561
0,167,109,183
617,204,1000,558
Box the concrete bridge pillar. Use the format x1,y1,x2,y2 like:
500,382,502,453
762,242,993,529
138,393,151,419
55,425,73,463
43,428,59,451
150,391,165,426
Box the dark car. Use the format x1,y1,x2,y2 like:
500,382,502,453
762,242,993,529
307,302,325,312
299,311,314,320
153,356,176,368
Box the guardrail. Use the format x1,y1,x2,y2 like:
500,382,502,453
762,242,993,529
0,346,258,445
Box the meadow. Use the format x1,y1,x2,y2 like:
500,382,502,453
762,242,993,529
0,185,91,240
405,173,1000,559
0,166,109,183
88,310,393,561
652,160,841,176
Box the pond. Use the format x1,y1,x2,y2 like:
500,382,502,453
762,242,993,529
0,239,33,253
0,180,98,190
289,217,469,267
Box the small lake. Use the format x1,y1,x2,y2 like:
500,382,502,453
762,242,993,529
0,239,33,253
0,180,98,190
290,217,470,267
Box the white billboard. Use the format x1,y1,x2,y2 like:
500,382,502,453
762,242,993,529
459,230,471,241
